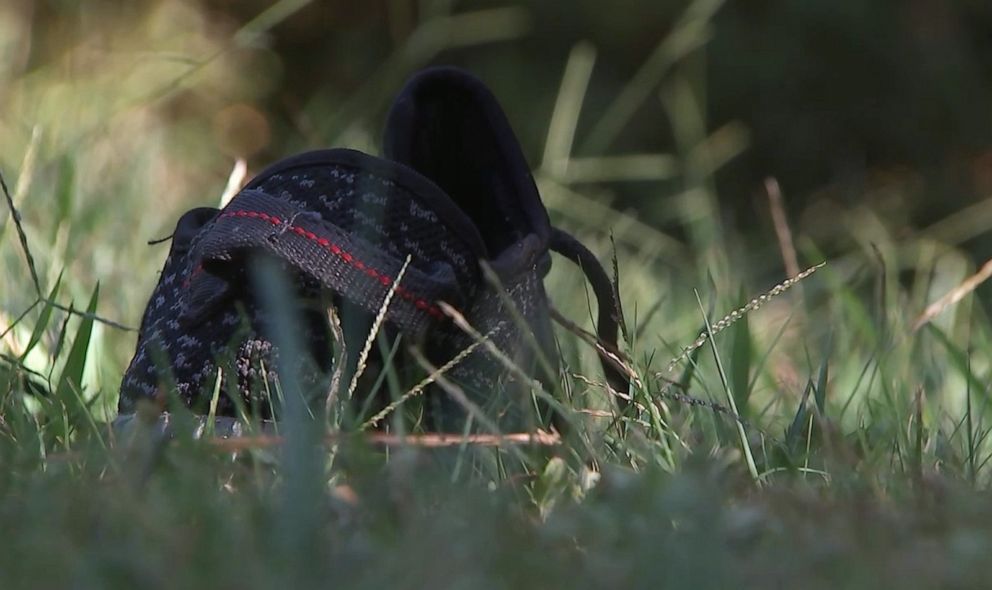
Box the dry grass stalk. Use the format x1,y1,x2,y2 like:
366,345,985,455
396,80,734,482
360,338,486,430
346,255,412,400
662,261,826,374
549,305,643,391
1,154,41,296
408,347,503,436
438,302,548,397
765,177,801,279
218,158,248,207
912,257,992,332
324,303,347,415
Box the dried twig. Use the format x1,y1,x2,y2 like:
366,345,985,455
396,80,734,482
765,177,800,280
324,304,347,416
218,158,248,207
1,167,42,297
40,298,134,332
209,430,561,452
913,257,992,332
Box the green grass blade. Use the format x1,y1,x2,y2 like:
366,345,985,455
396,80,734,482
694,290,761,486
19,270,64,362
927,324,985,397
729,288,752,414
812,333,831,413
50,283,100,445
785,381,813,454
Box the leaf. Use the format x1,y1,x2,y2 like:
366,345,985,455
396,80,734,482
785,380,813,452
534,457,569,517
48,306,73,379
55,156,75,228
676,320,707,391
730,288,752,414
812,332,832,413
19,271,63,362
927,324,985,397
813,361,829,414
50,283,100,445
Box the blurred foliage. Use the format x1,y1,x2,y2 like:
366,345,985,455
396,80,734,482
11,0,992,208
6,0,992,244
205,0,992,248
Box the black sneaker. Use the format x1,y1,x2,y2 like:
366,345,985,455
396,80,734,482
383,66,629,427
119,149,486,420
119,69,627,430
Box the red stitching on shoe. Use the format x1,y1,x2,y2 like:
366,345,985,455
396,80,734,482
182,262,205,288
192,209,444,318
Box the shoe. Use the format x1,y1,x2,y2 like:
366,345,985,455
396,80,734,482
119,148,485,419
119,68,628,430
383,66,629,427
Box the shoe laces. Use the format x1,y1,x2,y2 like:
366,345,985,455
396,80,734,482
548,227,630,396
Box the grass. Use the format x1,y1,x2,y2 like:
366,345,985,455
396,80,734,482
4,1,992,588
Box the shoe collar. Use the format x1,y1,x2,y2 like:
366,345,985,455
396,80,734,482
243,147,489,261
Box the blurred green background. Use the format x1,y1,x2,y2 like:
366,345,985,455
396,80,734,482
2,0,992,409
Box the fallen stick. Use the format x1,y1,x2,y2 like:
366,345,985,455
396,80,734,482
209,431,562,452
913,257,992,332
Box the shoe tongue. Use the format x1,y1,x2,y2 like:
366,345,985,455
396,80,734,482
383,67,551,256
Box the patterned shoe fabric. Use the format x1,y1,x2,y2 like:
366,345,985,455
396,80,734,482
119,149,486,418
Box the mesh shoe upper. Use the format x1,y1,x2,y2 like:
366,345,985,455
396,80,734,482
119,149,487,416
